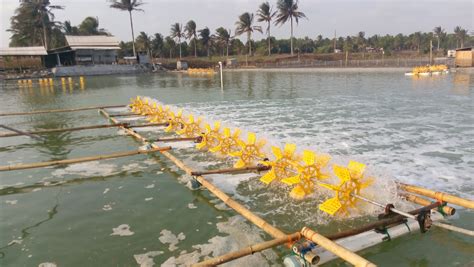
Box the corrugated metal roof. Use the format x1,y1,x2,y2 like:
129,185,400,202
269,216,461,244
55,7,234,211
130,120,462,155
70,46,121,50
65,35,120,49
0,46,47,56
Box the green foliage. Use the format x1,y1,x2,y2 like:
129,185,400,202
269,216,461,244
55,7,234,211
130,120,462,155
9,0,64,48
78,17,109,35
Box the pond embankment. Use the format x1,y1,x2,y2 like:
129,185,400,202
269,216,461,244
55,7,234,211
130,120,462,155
52,64,152,77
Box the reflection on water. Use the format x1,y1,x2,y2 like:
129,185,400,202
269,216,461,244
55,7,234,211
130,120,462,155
452,73,471,95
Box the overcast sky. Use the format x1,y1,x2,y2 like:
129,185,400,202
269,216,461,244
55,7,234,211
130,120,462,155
1,0,472,47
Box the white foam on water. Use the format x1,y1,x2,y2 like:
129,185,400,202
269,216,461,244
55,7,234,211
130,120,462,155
139,96,472,222
8,239,22,245
5,200,18,205
187,203,197,209
103,188,110,194
103,204,112,211
110,224,134,236
118,116,144,121
205,173,256,195
52,161,117,178
0,182,24,189
158,230,186,252
32,188,42,192
133,126,164,132
162,216,277,266
122,163,147,172
134,251,164,267
106,107,128,113
145,184,155,189
38,263,57,267
145,197,153,201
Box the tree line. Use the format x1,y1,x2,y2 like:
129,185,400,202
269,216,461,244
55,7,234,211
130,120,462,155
8,0,472,59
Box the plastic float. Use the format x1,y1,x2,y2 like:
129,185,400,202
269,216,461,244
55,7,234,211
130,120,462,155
1,97,473,266
187,68,217,75
404,64,449,76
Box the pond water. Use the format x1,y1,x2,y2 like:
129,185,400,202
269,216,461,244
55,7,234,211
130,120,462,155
0,69,473,266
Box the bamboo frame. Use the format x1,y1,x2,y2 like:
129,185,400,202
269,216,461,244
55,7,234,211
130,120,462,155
0,124,44,141
325,202,441,240
401,192,455,215
0,147,171,171
193,233,302,266
398,183,474,209
191,165,271,176
99,109,375,266
155,136,200,142
0,123,168,138
301,227,377,267
109,113,141,117
0,104,127,117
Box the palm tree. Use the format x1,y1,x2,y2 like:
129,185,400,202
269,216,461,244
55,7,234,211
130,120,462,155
170,23,183,59
152,33,164,58
454,26,467,48
136,31,151,57
275,0,307,56
411,31,422,53
257,2,276,56
109,0,145,57
433,26,444,51
357,31,366,51
199,27,211,57
216,27,232,57
63,20,79,35
21,0,63,49
184,20,198,57
235,12,262,56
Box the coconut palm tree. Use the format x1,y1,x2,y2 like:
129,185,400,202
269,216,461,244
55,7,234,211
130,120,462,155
235,12,262,56
109,0,145,57
454,26,467,48
433,26,444,51
199,27,211,57
275,0,307,56
184,20,198,57
136,31,151,57
20,0,63,49
257,2,277,56
170,23,183,59
216,27,232,57
411,31,422,53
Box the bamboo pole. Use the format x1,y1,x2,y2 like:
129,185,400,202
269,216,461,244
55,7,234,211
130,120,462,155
401,192,455,216
301,227,377,267
0,124,44,141
193,233,302,267
109,113,140,117
0,147,171,172
191,165,270,176
0,123,168,138
0,104,127,117
100,109,373,266
155,136,200,143
398,183,474,209
325,202,441,240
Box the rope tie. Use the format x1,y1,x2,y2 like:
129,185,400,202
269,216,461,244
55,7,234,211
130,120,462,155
436,201,448,216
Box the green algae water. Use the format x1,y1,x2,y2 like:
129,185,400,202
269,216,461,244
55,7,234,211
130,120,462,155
0,69,473,266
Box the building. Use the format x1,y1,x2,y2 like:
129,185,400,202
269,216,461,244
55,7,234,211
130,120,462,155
46,35,120,67
455,47,473,67
0,46,47,70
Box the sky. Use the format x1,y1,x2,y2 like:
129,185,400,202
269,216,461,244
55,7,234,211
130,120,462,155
0,0,472,47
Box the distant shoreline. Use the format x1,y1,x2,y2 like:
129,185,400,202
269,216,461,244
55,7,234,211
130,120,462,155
225,67,410,73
